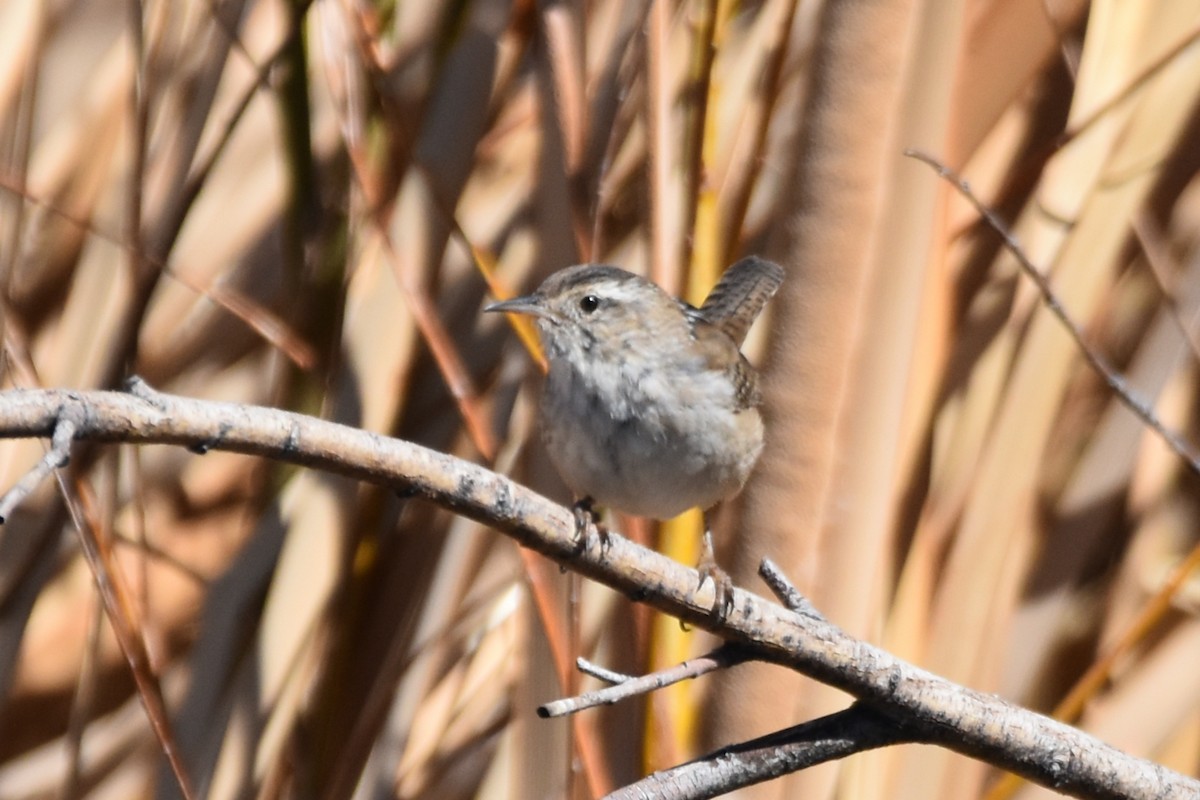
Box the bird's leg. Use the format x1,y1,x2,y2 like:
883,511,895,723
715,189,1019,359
572,496,608,552
697,509,734,620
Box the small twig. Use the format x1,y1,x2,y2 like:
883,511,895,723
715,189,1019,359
606,702,920,800
0,414,77,523
758,558,826,621
576,657,633,685
906,149,1200,477
540,646,749,719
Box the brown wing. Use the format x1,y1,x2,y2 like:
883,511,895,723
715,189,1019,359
698,256,785,346
728,356,761,410
691,317,763,411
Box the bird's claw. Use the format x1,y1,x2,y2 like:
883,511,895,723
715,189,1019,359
697,529,734,621
697,558,734,621
572,497,609,553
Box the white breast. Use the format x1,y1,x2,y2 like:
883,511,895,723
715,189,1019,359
538,356,763,519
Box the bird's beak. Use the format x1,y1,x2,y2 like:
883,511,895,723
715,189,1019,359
484,295,555,322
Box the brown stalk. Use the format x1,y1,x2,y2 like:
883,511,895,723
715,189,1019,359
125,0,147,349
341,149,498,463
995,18,1200,207
718,0,802,267
330,11,616,795
908,150,1200,473
1056,20,1200,150
1132,212,1200,362
646,0,677,291
94,2,253,394
61,597,103,800
916,148,1200,800
0,0,42,289
0,173,316,370
679,0,719,274
382,237,499,461
64,471,195,799
985,541,1200,800
539,2,592,258
586,0,652,262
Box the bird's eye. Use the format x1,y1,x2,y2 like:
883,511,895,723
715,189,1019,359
579,294,600,313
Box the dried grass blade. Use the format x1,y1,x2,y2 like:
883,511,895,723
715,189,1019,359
0,174,317,370
64,479,195,800
380,237,498,461
908,150,1200,473
646,0,678,290
716,0,800,265
540,2,592,257
680,0,719,283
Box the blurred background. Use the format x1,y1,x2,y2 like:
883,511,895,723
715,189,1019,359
1,0,1199,798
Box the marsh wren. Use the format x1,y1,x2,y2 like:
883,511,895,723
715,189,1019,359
486,256,784,616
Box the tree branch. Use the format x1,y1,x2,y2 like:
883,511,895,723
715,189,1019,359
0,411,77,523
0,378,1195,799
607,703,921,800
539,646,751,719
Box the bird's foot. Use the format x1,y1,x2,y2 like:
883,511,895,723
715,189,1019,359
572,497,609,553
697,529,734,620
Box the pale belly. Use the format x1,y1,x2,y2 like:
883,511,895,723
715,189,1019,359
538,363,764,519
